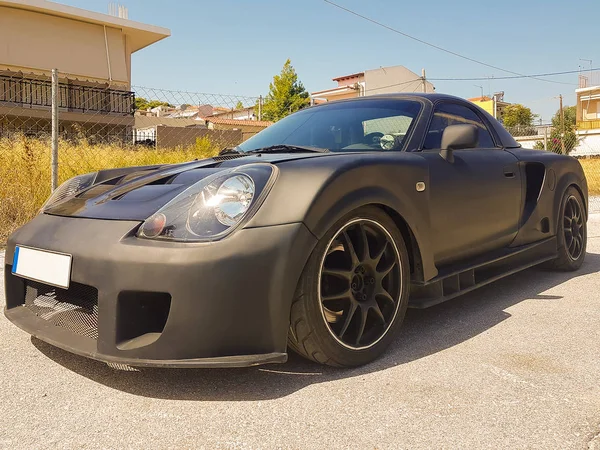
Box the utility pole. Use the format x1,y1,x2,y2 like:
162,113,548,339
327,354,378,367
51,68,59,192
559,94,566,155
258,95,262,121
421,68,427,93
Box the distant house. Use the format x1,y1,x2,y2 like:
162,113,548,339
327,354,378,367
0,0,170,140
310,65,435,103
574,71,600,157
210,106,257,121
467,93,510,122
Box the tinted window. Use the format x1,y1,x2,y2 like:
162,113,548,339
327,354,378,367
238,99,422,152
423,103,496,150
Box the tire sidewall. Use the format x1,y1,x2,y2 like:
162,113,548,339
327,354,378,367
555,186,587,270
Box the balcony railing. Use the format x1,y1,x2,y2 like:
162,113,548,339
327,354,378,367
578,71,600,89
576,119,600,130
0,75,135,116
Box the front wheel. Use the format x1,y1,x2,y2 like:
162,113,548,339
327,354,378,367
287,206,410,367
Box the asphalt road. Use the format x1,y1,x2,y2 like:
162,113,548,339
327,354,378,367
1,218,600,450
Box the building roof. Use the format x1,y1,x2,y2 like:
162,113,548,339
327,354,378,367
204,118,273,127
332,71,365,82
0,0,170,52
468,96,493,102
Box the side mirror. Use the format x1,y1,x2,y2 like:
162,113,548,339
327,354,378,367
440,124,478,162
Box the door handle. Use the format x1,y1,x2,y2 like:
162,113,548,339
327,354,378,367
503,165,516,178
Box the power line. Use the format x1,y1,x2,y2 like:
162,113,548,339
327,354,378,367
430,68,600,81
358,67,591,94
323,0,575,86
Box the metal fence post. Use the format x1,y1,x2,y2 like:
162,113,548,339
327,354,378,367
51,68,59,191
544,126,548,151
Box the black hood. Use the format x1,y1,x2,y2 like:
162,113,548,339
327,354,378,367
44,153,330,221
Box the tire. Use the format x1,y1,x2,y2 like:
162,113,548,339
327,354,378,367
545,186,587,271
287,206,410,367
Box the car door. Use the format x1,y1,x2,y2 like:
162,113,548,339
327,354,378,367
418,101,522,266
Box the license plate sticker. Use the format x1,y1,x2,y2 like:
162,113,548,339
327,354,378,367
12,246,72,289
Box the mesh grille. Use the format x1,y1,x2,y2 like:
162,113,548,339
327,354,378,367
24,280,99,340
212,153,249,161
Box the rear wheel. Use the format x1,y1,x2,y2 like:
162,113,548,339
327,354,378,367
546,186,586,271
288,206,410,367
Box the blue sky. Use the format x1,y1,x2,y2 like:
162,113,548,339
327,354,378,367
58,0,599,122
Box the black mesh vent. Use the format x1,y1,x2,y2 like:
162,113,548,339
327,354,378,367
212,153,249,161
24,280,99,340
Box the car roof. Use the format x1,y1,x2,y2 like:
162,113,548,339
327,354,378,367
310,93,521,149
313,92,465,105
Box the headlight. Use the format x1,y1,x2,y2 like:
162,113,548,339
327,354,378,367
138,164,276,242
40,172,97,213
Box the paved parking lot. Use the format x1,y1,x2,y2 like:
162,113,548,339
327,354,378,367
1,217,599,449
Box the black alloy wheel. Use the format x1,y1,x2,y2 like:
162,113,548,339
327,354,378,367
318,219,402,350
544,186,586,272
563,195,585,261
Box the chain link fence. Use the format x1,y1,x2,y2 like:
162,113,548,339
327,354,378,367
0,69,268,243
506,125,600,213
1,69,599,244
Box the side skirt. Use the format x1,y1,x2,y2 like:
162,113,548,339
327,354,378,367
408,237,557,309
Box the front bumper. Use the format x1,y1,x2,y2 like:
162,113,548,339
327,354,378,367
4,214,317,368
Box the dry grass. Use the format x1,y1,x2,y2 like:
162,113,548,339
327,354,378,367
580,157,600,196
1,139,599,246
0,136,219,244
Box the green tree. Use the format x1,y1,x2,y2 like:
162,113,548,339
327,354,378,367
135,97,173,111
235,101,244,109
548,105,578,154
258,59,310,121
502,104,536,128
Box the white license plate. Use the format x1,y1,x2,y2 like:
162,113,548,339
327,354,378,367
12,246,72,289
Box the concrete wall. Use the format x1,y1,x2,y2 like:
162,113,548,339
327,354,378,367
572,132,600,157
156,126,242,149
0,6,129,86
514,132,600,157
364,66,434,95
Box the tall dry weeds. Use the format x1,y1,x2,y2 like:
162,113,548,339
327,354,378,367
0,136,219,244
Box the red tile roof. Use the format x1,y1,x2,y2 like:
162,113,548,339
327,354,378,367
468,96,493,102
332,71,365,82
203,118,273,127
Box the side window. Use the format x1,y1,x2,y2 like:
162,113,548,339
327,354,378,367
423,103,496,150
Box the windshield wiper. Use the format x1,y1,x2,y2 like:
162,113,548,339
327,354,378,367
218,147,243,155
246,144,329,154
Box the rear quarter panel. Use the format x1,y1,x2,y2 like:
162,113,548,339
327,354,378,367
508,148,588,246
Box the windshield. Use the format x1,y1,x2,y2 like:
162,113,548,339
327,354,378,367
238,99,422,152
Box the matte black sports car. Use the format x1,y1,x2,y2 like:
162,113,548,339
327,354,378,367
4,93,588,368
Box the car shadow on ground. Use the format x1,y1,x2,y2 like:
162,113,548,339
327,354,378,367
32,252,600,401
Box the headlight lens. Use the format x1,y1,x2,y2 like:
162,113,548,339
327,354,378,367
40,172,97,213
138,164,276,242
213,175,255,226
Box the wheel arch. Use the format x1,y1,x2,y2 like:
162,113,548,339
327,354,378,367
302,184,433,283
377,204,425,283
553,172,588,233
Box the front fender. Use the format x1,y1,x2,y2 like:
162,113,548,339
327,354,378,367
246,153,437,281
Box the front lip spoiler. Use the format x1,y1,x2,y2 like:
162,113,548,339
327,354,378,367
5,306,287,368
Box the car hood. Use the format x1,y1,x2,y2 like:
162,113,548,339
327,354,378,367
44,153,329,221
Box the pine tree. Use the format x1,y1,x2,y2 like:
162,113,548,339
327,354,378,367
259,59,310,122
